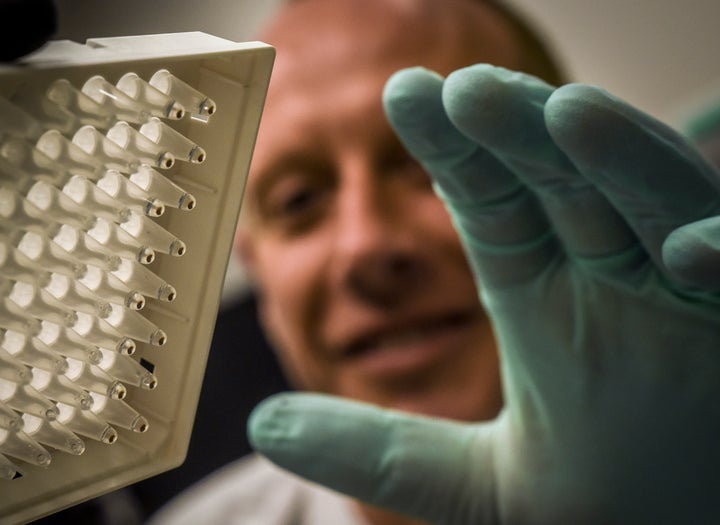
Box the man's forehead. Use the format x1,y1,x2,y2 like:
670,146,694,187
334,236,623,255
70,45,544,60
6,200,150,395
259,0,519,78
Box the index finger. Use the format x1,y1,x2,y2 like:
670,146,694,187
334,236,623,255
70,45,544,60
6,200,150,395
383,67,555,289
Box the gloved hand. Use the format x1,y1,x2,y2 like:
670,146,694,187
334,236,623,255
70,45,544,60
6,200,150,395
248,65,720,525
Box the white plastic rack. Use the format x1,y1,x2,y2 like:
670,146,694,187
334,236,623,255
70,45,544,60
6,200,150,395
0,32,274,523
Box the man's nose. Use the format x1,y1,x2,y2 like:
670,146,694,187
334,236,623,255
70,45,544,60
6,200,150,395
332,182,430,307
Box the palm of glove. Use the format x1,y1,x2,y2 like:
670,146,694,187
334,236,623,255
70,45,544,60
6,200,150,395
249,65,720,525
487,263,720,524
392,65,720,524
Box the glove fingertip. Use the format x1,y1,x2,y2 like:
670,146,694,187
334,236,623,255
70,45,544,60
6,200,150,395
442,64,554,149
663,218,720,289
246,392,293,454
383,67,444,123
442,64,502,124
543,83,609,150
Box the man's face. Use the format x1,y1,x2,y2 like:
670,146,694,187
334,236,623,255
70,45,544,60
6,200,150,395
240,0,519,421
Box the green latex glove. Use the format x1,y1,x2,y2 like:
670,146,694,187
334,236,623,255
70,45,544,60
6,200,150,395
249,65,720,524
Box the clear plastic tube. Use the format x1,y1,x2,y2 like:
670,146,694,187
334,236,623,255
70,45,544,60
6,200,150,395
82,75,162,126
0,135,68,188
44,273,112,318
118,210,186,257
112,257,176,302
37,321,104,363
0,401,22,431
70,312,135,356
69,317,135,356
0,427,51,466
2,330,68,374
106,121,175,169
103,304,166,346
41,319,134,357
86,216,155,264
45,79,117,131
128,164,196,210
116,72,185,121
96,169,165,218
51,224,122,271
97,348,156,389
63,358,126,400
35,130,105,181
140,117,206,164
23,181,97,232
149,69,217,118
21,413,85,455
0,296,42,336
0,348,31,384
56,402,117,444
0,237,51,284
0,187,60,235
72,125,142,174
0,95,44,140
90,393,148,433
11,88,80,136
14,228,87,279
16,228,98,300
78,265,145,310
6,279,78,327
0,377,59,421
30,367,93,409
0,451,19,479
0,152,28,183
61,174,130,223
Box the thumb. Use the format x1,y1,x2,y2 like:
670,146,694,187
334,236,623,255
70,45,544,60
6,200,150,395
248,392,499,525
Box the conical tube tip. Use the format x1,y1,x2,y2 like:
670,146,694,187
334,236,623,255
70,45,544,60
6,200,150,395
45,406,59,421
146,199,165,217
78,392,94,410
131,415,150,433
165,102,185,120
149,329,167,347
100,426,118,444
169,239,186,257
126,291,146,310
141,372,158,390
69,438,86,455
158,283,176,302
188,145,206,164
179,193,196,211
35,451,52,467
138,247,155,265
109,382,127,400
0,464,17,480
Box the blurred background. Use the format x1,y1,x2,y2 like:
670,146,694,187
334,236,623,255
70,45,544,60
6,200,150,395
53,0,720,123
52,0,720,300
35,0,720,521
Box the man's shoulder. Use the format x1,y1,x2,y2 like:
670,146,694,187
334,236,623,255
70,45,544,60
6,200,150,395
148,454,362,525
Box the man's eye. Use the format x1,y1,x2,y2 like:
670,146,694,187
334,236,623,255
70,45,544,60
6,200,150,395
261,181,329,233
279,187,319,215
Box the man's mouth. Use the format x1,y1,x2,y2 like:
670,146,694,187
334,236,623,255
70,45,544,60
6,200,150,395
339,309,480,376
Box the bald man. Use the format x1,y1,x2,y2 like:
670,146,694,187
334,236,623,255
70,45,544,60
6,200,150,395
150,1,564,524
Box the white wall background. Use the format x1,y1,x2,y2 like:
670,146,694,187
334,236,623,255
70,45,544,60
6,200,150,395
52,0,720,299
54,0,720,126
505,0,720,127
